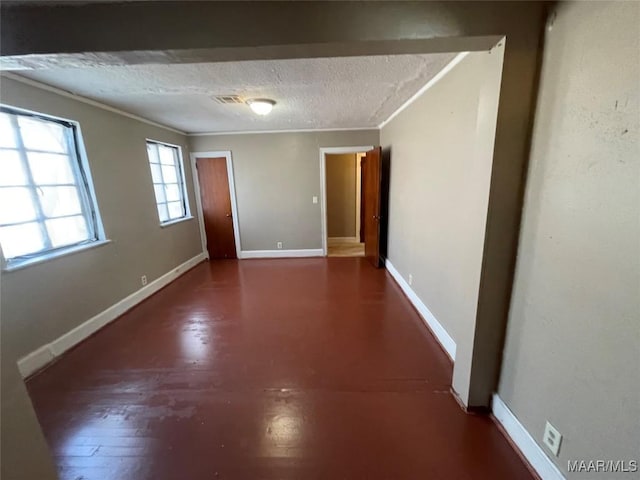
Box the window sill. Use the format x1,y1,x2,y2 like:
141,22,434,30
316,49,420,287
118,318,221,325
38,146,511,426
160,216,194,228
2,239,112,273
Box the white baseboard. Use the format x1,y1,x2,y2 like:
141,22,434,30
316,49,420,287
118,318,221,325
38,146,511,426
385,259,456,361
492,394,565,480
328,237,360,243
17,252,208,378
240,249,324,259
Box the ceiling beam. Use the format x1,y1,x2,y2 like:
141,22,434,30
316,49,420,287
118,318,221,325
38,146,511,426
2,1,535,66
1,38,502,71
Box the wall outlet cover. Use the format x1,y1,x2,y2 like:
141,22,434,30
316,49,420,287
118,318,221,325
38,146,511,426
542,421,562,457
277,242,283,249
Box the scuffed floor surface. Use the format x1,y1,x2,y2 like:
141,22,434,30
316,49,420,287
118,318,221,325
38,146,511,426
27,258,533,480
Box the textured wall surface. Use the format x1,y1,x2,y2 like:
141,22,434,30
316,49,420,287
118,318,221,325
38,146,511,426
189,130,377,251
499,2,640,477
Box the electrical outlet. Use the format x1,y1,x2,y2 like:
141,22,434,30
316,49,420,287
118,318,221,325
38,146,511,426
312,196,318,204
543,421,562,456
141,275,147,286
277,242,283,249
408,274,413,286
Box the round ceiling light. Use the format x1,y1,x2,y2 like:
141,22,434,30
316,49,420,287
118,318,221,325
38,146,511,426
247,98,276,116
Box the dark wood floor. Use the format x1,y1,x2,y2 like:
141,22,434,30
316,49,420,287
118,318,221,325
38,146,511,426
27,258,533,480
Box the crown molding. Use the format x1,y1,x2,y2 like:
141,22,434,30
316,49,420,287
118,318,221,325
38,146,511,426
3,51,472,138
378,52,470,129
187,127,378,136
1,72,186,135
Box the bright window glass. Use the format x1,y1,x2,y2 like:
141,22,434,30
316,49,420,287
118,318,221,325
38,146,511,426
146,141,189,223
0,107,102,266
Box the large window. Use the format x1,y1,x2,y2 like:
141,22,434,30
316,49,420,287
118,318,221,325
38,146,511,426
0,106,104,268
146,140,190,224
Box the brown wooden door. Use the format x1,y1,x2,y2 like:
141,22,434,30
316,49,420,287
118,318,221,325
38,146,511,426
196,157,237,259
363,147,382,268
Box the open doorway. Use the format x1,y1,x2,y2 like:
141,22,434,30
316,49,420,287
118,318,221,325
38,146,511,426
320,146,373,257
326,151,363,256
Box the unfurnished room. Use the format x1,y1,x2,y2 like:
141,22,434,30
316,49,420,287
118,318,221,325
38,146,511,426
0,2,638,480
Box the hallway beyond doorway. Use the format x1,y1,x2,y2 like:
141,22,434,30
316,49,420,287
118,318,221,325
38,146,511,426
327,237,365,257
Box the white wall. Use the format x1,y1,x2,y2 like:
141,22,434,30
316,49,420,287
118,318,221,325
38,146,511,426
498,2,640,477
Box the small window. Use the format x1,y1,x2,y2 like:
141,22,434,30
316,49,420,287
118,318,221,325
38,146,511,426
146,140,189,224
0,106,104,268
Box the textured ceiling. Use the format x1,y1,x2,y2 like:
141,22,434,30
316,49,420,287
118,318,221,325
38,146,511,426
17,54,457,133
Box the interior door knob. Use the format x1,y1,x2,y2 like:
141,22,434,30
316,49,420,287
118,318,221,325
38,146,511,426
226,213,232,218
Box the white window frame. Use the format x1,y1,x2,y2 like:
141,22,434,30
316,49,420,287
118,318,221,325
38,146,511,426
145,139,192,227
0,105,108,271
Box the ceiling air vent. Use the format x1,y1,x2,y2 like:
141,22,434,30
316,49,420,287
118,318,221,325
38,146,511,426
214,95,244,105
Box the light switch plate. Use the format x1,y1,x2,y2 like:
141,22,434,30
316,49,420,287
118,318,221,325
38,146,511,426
312,196,318,204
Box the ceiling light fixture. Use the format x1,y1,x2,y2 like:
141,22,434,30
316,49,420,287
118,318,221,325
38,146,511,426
247,98,276,116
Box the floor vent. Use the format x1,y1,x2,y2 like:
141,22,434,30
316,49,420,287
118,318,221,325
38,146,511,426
214,95,244,104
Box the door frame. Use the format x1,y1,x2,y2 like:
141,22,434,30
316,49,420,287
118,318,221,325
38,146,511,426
190,150,242,259
319,145,374,256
